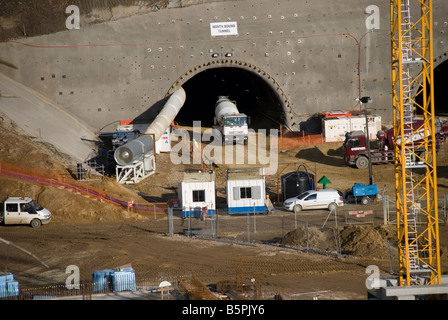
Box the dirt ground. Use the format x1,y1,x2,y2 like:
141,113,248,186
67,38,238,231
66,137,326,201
1,115,448,300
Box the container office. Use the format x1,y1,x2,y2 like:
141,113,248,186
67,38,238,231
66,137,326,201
226,167,266,214
178,171,216,218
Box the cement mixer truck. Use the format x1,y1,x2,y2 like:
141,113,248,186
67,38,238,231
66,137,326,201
214,96,249,144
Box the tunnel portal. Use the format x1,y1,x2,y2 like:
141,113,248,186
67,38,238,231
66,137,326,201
415,58,448,116
172,63,287,130
434,59,448,116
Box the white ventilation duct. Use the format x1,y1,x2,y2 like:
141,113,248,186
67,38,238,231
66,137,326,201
114,87,186,166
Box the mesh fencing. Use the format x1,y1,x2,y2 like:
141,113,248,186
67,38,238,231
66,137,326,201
167,207,343,255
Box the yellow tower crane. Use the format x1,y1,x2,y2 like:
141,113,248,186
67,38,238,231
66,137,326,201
390,0,441,286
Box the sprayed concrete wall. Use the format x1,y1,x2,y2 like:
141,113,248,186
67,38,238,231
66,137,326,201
1,0,447,133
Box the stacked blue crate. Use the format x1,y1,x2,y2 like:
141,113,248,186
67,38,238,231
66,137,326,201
92,269,114,293
112,268,136,292
0,273,19,298
7,281,19,297
92,266,136,293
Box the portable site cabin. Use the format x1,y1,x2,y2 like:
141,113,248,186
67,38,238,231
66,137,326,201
226,167,266,215
178,171,216,218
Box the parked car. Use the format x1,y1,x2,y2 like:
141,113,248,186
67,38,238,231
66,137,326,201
283,189,344,213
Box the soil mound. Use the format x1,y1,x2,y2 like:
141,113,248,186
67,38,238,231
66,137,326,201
283,224,397,259
282,226,338,252
339,225,397,260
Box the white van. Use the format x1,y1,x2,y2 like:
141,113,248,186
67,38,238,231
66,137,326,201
0,197,52,228
283,189,344,213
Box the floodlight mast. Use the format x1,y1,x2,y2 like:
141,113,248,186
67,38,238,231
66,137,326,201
356,96,374,186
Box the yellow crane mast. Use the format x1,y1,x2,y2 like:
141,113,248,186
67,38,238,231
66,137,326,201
390,0,441,286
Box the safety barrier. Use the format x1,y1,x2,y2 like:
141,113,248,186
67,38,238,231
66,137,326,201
0,160,167,215
278,130,324,151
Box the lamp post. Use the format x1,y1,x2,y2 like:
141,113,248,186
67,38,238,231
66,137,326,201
356,96,374,185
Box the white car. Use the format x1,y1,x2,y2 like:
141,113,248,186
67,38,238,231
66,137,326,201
283,189,344,213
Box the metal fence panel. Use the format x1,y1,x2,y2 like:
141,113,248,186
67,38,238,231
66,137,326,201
167,207,342,255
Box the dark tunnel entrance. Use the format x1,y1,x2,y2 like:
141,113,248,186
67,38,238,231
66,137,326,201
174,67,285,130
433,59,448,116
415,59,448,116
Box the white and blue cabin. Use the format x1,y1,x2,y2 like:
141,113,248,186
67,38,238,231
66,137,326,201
226,167,266,215
178,171,216,219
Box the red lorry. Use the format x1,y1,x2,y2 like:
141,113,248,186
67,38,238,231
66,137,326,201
343,119,447,169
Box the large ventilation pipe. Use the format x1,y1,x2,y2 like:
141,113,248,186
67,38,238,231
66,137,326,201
114,87,186,166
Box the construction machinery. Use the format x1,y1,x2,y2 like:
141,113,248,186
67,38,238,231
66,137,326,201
367,2,447,299
343,119,447,169
344,183,379,205
343,130,395,169
390,0,441,288
213,96,249,144
113,87,186,184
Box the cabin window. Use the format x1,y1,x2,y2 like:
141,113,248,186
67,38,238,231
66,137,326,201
240,187,252,199
192,190,205,202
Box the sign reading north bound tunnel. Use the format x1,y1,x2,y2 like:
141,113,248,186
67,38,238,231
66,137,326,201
210,21,238,37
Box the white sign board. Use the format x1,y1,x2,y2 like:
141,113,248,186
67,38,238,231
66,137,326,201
210,22,238,37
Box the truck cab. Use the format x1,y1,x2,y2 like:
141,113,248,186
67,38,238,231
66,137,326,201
0,197,52,228
214,96,249,144
343,131,369,167
343,130,394,169
221,113,249,144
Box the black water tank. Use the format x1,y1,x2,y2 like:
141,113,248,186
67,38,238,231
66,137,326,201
281,171,314,200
